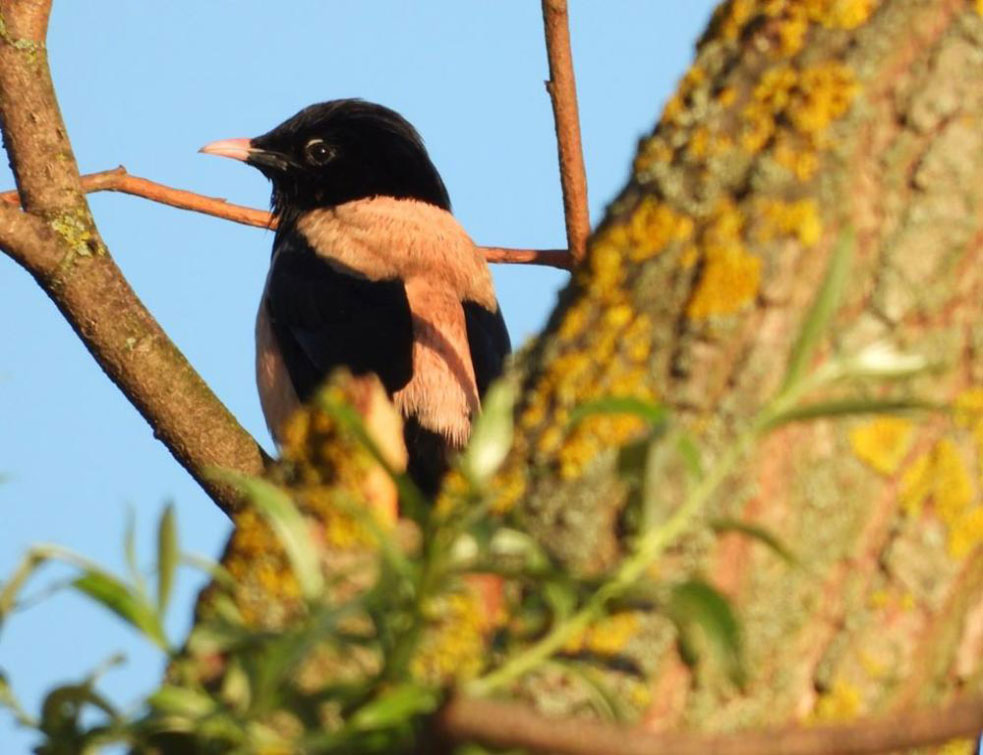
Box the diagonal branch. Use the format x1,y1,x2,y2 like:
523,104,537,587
0,167,574,270
0,0,265,516
436,694,983,755
0,204,60,270
541,0,590,263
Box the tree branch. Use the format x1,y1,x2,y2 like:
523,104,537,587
0,0,265,516
0,204,60,270
0,167,574,270
436,695,983,755
541,0,590,263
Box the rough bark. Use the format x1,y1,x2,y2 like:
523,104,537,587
492,0,983,733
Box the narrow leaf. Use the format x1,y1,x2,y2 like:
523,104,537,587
667,580,745,686
710,518,797,565
349,684,441,731
148,685,216,718
569,397,668,429
186,621,252,657
782,228,853,392
547,660,626,722
675,433,703,480
40,681,119,734
1,545,111,627
228,473,324,600
72,571,168,651
463,379,516,485
156,503,178,615
180,552,236,591
0,551,47,624
123,508,148,600
542,580,578,623
0,672,37,727
765,397,941,430
488,528,552,575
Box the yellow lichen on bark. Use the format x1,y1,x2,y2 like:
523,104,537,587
755,198,823,246
716,0,880,56
955,387,983,480
687,246,762,319
626,198,695,262
686,199,761,319
899,437,983,558
411,588,490,685
938,741,978,755
811,678,864,722
849,417,915,476
742,62,858,153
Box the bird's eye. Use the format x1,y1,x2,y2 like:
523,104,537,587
304,138,335,166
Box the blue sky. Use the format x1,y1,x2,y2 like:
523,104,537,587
0,2,716,750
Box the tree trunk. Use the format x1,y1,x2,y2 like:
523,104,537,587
494,0,983,732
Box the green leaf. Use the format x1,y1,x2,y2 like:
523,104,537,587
546,660,626,722
123,508,148,601
569,397,668,429
666,580,745,687
72,571,169,651
157,503,178,615
0,552,46,626
186,621,252,657
1,545,106,628
675,433,703,480
39,679,119,739
542,580,578,623
710,518,797,565
349,684,441,731
220,472,324,600
181,552,236,591
463,379,517,485
251,603,362,702
782,228,854,392
764,397,941,430
488,528,552,575
220,658,252,712
148,685,217,718
0,671,37,727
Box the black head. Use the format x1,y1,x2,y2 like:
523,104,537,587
201,99,450,228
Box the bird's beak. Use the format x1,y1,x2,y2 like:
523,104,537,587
199,137,292,172
199,137,254,162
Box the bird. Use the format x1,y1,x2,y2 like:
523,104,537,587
200,99,511,496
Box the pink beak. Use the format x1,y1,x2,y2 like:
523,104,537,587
199,137,253,161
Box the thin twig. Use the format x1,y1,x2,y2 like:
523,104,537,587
0,168,573,270
541,0,590,263
436,694,983,755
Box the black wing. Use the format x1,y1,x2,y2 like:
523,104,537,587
265,229,414,402
463,300,511,398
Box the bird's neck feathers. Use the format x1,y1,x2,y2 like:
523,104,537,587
269,154,452,242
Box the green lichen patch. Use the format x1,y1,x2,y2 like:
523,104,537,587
49,208,104,273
